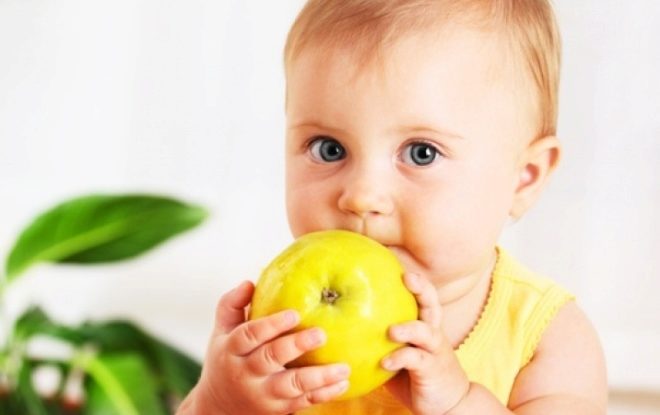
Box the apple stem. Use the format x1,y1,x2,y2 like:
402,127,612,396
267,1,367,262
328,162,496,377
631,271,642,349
321,288,340,305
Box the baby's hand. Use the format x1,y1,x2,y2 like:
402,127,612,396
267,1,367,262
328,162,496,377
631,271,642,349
191,281,350,415
382,273,471,415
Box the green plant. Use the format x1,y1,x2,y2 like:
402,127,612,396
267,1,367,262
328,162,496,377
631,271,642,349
0,194,208,414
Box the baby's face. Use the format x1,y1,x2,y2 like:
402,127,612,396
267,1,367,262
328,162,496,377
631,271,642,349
285,27,537,286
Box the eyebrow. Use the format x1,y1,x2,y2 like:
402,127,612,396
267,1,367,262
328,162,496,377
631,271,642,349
288,121,350,136
289,121,464,141
395,124,464,140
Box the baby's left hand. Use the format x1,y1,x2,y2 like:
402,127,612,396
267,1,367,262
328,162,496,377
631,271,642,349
382,273,471,415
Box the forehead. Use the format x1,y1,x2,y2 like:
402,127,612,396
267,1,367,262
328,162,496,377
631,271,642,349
286,27,535,143
291,29,485,99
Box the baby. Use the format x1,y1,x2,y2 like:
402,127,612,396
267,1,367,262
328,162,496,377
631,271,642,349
178,0,607,414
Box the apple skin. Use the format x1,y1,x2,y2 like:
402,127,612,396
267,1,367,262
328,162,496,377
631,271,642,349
249,229,418,400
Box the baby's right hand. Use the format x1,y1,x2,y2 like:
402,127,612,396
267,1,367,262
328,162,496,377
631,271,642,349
190,280,350,415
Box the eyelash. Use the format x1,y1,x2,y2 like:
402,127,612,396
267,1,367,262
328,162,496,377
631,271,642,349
307,136,346,162
306,136,445,166
400,139,444,167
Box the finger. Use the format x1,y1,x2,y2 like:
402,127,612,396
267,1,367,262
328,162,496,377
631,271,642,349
404,273,442,328
267,363,350,399
247,327,326,375
381,345,429,373
226,309,300,356
215,281,255,334
282,380,350,413
388,320,439,353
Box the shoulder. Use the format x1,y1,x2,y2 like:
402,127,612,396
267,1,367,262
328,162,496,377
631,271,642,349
493,249,575,358
494,248,570,296
508,301,608,413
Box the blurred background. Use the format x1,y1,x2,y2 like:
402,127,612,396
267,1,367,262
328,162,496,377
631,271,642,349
0,0,658,413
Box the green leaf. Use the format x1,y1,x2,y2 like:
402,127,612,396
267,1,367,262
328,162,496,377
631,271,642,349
4,194,208,283
149,338,201,398
14,307,201,401
74,321,201,398
70,320,201,396
83,353,166,415
74,322,201,400
14,306,82,343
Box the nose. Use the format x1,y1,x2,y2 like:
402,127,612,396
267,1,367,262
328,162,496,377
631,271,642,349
337,165,394,218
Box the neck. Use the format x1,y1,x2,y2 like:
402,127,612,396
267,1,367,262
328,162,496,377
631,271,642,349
437,249,497,305
436,249,498,348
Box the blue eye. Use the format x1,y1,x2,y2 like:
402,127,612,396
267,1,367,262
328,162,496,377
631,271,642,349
309,137,346,162
402,142,439,166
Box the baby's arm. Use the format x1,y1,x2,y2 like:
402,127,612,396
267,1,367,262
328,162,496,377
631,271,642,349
439,301,607,414
384,274,607,415
504,301,608,414
177,281,350,415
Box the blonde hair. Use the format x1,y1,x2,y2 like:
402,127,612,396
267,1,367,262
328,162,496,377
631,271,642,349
284,0,561,138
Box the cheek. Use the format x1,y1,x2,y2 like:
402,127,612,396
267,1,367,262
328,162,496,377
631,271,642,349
400,173,513,276
285,163,307,236
285,181,313,237
458,167,516,241
285,173,335,237
404,209,500,280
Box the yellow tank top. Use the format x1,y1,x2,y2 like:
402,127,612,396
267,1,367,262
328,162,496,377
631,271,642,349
296,247,574,414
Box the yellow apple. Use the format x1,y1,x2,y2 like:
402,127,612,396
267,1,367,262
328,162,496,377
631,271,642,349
249,229,418,400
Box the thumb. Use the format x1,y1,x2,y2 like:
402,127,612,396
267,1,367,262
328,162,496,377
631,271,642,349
215,280,255,334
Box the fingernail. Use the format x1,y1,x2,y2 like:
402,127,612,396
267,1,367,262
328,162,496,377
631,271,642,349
382,358,396,371
309,328,326,346
407,273,420,288
335,364,351,378
390,325,405,340
284,310,299,325
336,380,349,393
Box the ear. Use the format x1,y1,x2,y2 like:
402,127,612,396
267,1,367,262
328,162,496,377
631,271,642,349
509,135,561,219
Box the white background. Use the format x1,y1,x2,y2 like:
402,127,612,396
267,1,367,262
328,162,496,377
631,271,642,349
1,0,659,397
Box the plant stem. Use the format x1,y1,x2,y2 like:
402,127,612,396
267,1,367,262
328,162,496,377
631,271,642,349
0,338,24,392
